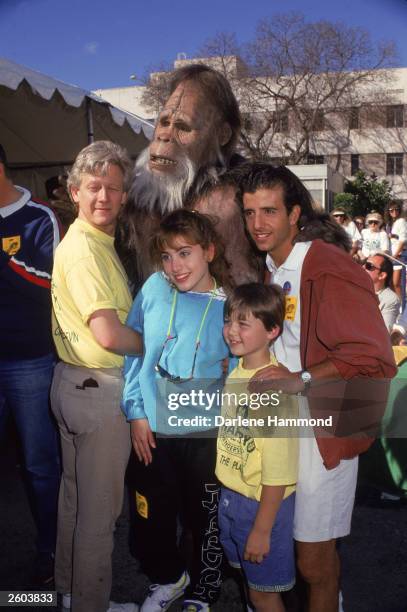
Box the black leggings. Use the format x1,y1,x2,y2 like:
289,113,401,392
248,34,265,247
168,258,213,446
131,435,223,604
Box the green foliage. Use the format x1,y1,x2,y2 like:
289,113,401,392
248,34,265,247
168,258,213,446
333,193,355,216
336,171,393,216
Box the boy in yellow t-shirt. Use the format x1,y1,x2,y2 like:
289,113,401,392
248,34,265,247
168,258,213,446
216,283,298,612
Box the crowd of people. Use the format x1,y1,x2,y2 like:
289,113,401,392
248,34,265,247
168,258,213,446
331,203,407,333
0,63,403,612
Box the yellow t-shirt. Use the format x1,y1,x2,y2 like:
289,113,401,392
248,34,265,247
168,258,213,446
216,356,298,502
51,218,132,368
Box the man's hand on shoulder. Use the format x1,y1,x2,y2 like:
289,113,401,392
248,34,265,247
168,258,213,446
248,363,304,395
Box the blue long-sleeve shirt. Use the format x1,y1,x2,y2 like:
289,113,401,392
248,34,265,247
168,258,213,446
0,187,61,359
122,272,234,432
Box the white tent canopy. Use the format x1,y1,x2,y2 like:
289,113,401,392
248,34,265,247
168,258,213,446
0,57,153,199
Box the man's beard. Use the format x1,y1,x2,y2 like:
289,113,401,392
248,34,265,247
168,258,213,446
129,147,197,215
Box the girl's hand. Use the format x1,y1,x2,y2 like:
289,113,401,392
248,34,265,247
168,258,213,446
130,419,156,465
244,527,270,563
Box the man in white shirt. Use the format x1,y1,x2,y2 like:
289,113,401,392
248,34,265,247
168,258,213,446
233,161,396,612
364,254,400,332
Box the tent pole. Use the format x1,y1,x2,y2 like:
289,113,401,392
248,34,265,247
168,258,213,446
86,99,95,143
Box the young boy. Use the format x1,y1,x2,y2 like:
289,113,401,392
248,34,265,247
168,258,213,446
216,283,298,612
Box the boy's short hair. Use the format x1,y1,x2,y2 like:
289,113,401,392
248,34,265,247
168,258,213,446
224,283,285,336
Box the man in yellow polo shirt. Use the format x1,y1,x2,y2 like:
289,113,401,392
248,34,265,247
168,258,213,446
51,141,141,612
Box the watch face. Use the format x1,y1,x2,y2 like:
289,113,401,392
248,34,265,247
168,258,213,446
302,371,312,384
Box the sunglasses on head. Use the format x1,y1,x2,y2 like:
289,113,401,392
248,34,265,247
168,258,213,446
364,261,382,272
389,207,400,213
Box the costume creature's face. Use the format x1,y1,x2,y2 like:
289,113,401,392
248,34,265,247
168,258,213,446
149,81,220,178
130,81,226,214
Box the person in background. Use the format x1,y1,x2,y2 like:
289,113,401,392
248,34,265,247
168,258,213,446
0,143,61,586
331,206,360,256
391,303,407,346
360,212,390,260
51,141,141,612
353,215,365,233
364,254,400,332
384,200,407,299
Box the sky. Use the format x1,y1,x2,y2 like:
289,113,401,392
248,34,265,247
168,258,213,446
0,0,406,92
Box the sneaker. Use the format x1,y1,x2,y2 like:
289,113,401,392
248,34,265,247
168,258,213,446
61,594,138,612
61,593,71,609
107,603,139,612
182,600,210,612
140,571,190,612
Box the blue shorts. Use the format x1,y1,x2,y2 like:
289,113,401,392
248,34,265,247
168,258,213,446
218,487,295,592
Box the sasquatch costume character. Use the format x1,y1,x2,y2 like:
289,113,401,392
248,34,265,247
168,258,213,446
118,64,261,290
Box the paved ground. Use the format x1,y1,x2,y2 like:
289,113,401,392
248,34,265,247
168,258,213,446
1,431,406,612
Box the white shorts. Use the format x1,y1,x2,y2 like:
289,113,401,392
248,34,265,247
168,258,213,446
293,436,358,542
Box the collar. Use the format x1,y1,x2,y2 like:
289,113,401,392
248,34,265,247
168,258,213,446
266,241,311,274
0,186,31,218
74,218,115,245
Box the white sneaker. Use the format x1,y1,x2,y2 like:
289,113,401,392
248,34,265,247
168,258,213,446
61,594,138,612
140,570,190,612
182,599,210,611
107,603,139,612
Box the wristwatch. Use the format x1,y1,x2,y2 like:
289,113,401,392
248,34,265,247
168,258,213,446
300,370,312,392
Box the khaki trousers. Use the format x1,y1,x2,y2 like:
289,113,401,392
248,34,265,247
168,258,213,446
51,362,131,612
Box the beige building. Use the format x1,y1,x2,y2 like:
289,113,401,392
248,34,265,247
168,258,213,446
94,57,407,204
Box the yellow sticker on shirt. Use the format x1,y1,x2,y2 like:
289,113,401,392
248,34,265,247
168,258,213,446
2,235,21,255
135,490,148,519
285,296,298,321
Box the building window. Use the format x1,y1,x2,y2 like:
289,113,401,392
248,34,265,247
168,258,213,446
351,154,359,175
274,111,288,133
349,107,359,129
386,153,404,175
307,154,324,165
386,105,404,128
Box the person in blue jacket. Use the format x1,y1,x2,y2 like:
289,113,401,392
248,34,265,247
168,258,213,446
122,209,234,612
0,143,61,585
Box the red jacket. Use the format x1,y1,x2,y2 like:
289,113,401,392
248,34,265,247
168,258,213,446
300,240,397,468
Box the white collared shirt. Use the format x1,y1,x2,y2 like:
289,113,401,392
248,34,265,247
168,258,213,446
266,241,311,371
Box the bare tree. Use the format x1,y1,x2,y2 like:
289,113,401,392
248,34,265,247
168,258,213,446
141,13,397,163
140,61,173,116
240,13,396,163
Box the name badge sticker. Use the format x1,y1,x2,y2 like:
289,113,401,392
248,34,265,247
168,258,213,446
285,296,298,321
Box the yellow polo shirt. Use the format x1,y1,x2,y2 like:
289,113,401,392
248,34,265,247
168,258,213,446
51,218,132,368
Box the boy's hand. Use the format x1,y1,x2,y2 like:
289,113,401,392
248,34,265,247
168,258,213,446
244,527,270,564
130,418,156,465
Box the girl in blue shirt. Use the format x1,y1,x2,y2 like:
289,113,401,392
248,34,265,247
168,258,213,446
122,209,234,612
